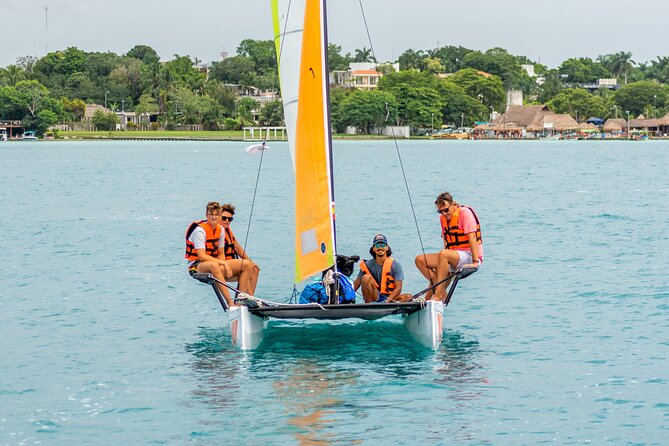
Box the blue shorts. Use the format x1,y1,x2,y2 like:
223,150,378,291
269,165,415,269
376,293,389,303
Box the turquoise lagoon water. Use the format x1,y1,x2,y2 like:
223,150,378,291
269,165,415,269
1,139,668,445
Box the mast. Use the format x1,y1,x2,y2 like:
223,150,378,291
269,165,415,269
322,0,337,259
321,0,341,304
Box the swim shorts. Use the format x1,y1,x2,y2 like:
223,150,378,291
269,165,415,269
188,260,201,276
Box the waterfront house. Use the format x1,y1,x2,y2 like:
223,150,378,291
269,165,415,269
330,62,399,90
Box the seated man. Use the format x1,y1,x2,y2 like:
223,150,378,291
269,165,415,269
185,201,233,307
353,234,412,303
415,191,482,301
220,203,260,295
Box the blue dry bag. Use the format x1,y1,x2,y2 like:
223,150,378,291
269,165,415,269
299,277,357,304
299,282,329,304
337,276,356,304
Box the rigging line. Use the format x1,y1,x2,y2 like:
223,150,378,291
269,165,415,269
240,145,266,272
358,0,430,274
385,114,429,262
357,0,377,64
323,0,340,304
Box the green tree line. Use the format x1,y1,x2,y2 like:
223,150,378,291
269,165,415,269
2,41,669,135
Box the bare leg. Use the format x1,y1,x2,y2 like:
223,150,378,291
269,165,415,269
246,261,259,295
224,259,260,295
433,249,461,301
361,274,379,303
415,253,439,298
197,261,233,306
388,293,413,302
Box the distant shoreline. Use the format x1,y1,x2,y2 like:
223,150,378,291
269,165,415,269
7,130,666,142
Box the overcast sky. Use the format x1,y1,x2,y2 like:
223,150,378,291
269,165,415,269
2,0,668,69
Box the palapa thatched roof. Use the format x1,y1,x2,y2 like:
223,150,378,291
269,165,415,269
493,105,551,127
578,122,598,130
494,105,580,132
548,114,579,131
659,111,669,125
630,118,662,128
603,118,626,132
493,123,523,132
473,124,493,131
525,112,578,131
84,104,111,119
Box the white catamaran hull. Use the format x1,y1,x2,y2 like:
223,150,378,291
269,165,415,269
403,300,444,350
228,305,268,350
227,300,445,351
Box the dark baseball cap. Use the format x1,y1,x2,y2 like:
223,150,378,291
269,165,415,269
371,234,388,246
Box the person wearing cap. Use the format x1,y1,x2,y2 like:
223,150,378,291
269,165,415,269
353,234,412,303
415,191,483,301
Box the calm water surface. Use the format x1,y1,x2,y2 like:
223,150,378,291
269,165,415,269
1,139,668,445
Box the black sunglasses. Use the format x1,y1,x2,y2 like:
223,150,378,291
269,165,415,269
221,216,234,221
436,204,451,215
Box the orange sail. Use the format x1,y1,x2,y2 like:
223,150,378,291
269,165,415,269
291,0,336,282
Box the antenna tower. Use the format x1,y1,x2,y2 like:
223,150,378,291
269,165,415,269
45,1,49,54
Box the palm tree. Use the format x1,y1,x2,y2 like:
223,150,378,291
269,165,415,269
612,52,635,84
3,65,25,86
157,69,176,113
353,47,375,63
397,49,425,70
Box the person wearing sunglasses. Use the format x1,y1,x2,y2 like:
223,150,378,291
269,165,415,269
218,203,260,295
185,201,234,306
415,191,483,301
353,234,412,303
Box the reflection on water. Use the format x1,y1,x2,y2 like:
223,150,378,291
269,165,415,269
186,320,486,443
185,328,246,412
272,359,357,445
430,332,488,444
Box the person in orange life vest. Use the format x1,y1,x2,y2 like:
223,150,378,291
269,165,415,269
415,192,483,301
219,203,260,295
353,234,413,303
185,201,233,306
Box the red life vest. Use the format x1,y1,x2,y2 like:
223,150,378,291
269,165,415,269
185,220,221,261
359,257,396,295
223,227,238,260
440,205,482,249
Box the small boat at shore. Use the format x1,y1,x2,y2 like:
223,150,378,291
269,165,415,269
20,131,38,141
430,127,471,140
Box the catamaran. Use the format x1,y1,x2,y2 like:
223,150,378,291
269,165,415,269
193,0,476,350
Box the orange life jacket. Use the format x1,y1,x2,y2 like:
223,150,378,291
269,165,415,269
223,227,238,260
185,220,221,261
359,257,396,295
440,205,482,249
